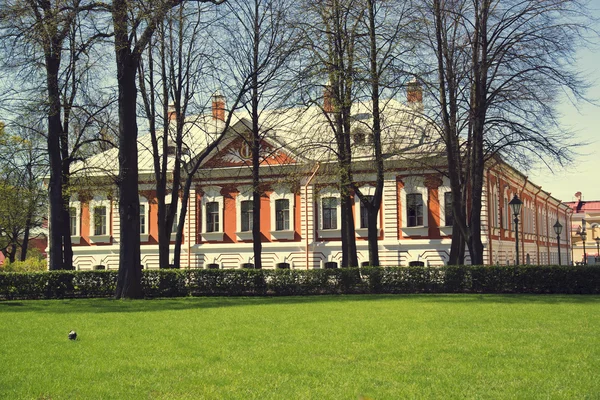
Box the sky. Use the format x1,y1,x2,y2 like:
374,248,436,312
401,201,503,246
528,1,600,203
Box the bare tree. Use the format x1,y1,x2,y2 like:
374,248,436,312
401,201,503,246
0,0,113,270
421,0,593,264
110,0,224,298
295,0,366,268
215,0,298,269
352,0,417,266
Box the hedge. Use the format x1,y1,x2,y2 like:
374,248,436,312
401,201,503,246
1,265,600,300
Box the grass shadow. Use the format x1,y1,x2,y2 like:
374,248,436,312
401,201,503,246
1,293,599,315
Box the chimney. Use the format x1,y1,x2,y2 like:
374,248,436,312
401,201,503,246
407,78,423,104
167,104,177,121
323,83,334,113
212,92,226,121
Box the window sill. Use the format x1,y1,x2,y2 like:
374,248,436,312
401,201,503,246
356,228,381,238
270,230,295,240
439,226,453,236
71,236,81,245
89,235,111,244
402,227,428,237
318,229,341,239
140,234,149,243
236,231,254,241
202,232,223,242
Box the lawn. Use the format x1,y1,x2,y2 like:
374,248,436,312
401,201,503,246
1,295,599,399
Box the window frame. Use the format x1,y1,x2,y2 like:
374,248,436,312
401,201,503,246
240,200,253,232
201,186,224,241
317,188,341,239
354,185,381,238
205,201,220,233
235,186,255,241
322,197,338,230
401,177,428,237
270,187,295,240
89,196,111,243
443,191,453,227
406,193,424,227
139,196,149,242
68,201,81,244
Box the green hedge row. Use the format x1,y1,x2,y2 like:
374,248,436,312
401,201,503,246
1,265,600,300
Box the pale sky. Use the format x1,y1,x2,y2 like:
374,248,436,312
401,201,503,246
528,1,600,203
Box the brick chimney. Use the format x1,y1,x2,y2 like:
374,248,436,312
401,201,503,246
167,104,177,121
407,78,423,104
212,92,226,121
323,83,334,113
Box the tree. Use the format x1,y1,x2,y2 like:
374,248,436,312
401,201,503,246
352,0,417,266
421,0,591,264
0,122,47,262
296,0,365,268
138,3,215,269
0,0,112,270
217,0,298,269
111,0,224,297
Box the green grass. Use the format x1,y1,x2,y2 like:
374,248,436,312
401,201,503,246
1,295,599,399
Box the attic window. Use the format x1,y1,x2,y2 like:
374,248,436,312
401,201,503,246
352,127,368,145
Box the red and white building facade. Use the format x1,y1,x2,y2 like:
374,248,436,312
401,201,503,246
65,95,570,270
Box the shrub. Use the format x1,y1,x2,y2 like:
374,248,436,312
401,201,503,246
0,258,47,273
1,265,600,300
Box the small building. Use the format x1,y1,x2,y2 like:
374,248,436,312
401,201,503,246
63,90,569,270
565,193,600,265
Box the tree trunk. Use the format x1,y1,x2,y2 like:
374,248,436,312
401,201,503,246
114,0,142,298
19,218,31,262
46,53,65,270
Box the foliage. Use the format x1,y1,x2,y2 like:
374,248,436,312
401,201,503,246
2,265,600,300
0,258,46,273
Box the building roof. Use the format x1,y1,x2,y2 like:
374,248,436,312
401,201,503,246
565,200,600,213
72,98,441,180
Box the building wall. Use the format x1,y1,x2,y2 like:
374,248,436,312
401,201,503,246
67,164,568,270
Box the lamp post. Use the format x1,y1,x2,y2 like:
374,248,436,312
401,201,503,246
581,230,587,265
553,220,563,266
595,236,600,264
509,194,523,265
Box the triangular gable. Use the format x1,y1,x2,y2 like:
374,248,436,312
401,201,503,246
204,136,297,168
199,118,299,168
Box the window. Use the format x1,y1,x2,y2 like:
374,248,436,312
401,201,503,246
89,196,111,242
241,200,253,231
502,196,509,229
444,192,453,226
139,204,146,235
68,201,81,242
275,199,290,231
201,186,224,241
69,207,77,236
406,193,423,227
360,196,373,229
206,201,219,232
166,203,178,233
493,191,499,227
270,187,295,240
322,197,338,230
94,206,107,236
139,196,149,240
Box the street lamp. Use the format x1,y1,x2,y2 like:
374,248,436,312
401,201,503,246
553,220,563,266
509,194,523,265
595,236,600,264
581,230,587,265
